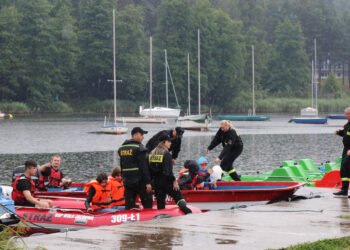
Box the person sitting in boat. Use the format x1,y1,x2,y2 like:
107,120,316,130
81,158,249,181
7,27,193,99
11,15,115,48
108,166,125,207
197,157,216,189
177,160,214,190
12,160,53,208
206,120,243,181
146,127,184,165
37,154,72,191
85,172,114,212
149,134,192,214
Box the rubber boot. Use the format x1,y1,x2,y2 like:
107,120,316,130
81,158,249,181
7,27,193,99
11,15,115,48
178,200,192,214
333,181,349,196
230,171,241,181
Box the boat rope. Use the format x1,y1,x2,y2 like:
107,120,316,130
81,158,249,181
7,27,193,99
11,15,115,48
230,206,323,213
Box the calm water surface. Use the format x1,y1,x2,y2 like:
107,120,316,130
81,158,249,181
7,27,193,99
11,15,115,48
0,113,345,184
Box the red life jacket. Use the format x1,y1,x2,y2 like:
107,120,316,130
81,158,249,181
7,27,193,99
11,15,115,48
12,175,36,204
177,169,198,190
85,181,113,210
108,176,125,206
37,167,62,190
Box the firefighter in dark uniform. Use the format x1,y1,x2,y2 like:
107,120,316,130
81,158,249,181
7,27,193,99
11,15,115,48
118,127,153,209
206,120,243,181
146,127,184,165
148,134,191,214
334,107,350,197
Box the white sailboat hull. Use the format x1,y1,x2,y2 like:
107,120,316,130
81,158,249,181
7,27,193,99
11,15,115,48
177,114,210,131
139,106,180,118
102,124,128,135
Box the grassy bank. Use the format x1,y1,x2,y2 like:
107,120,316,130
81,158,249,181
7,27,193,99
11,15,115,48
1,97,350,114
278,236,350,250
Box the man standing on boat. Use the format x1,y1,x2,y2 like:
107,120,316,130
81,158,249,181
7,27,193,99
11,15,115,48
206,120,243,181
118,127,153,209
333,107,350,197
37,155,72,191
146,127,184,165
12,160,52,208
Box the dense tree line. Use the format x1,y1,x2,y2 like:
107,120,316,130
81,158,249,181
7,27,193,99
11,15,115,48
0,0,349,112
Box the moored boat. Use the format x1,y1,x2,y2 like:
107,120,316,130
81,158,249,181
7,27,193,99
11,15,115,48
218,115,271,121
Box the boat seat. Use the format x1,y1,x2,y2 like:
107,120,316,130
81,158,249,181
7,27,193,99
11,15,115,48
324,162,340,172
265,167,300,182
281,161,296,167
287,165,309,181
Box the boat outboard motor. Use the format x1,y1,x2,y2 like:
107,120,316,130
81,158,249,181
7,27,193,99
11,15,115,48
12,165,41,186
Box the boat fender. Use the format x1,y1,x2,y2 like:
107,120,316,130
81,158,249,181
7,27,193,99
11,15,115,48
211,165,222,181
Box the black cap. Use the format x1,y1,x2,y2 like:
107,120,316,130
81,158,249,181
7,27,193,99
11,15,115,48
158,134,171,142
175,127,184,138
131,127,148,135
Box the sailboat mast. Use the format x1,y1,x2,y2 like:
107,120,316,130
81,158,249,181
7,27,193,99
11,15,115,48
113,9,117,124
252,45,256,116
311,60,314,108
198,29,201,115
188,53,191,116
165,49,168,108
314,38,318,116
150,37,152,112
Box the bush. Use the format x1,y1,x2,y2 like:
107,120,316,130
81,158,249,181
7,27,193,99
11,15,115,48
0,102,30,114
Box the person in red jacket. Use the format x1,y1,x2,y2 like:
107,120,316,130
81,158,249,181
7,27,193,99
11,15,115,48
108,166,125,207
12,160,52,208
85,173,114,212
38,155,72,191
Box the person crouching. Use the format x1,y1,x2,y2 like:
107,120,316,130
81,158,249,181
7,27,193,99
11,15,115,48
85,173,113,212
149,134,192,214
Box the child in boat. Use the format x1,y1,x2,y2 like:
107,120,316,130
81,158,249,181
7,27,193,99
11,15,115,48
108,166,125,208
85,172,114,212
177,160,215,190
197,157,216,189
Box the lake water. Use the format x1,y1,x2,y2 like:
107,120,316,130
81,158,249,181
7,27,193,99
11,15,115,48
0,113,345,185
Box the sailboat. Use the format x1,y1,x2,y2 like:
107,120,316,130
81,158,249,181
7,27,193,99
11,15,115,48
218,45,270,121
289,39,327,124
177,29,210,131
102,9,128,135
139,39,181,118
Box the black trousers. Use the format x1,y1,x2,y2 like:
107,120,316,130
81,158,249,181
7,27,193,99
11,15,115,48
154,181,184,209
340,151,350,179
220,146,243,172
124,181,153,210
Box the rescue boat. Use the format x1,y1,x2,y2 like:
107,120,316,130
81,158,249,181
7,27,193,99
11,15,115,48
12,205,200,235
35,181,305,211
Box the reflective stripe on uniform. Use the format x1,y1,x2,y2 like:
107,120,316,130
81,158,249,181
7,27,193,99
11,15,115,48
228,169,236,174
341,177,350,181
123,168,139,171
119,144,140,148
176,199,186,205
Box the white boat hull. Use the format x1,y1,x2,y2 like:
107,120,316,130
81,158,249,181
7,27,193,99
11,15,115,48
139,106,180,118
177,114,210,131
102,125,128,135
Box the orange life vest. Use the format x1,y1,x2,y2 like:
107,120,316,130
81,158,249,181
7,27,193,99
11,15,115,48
12,175,36,204
108,176,125,206
85,181,113,210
